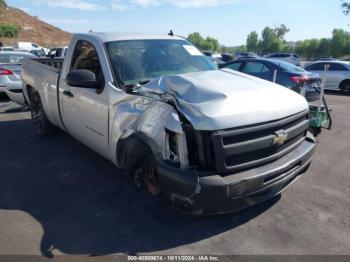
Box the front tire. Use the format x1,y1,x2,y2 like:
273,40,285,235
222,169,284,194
340,81,350,95
131,157,161,196
30,90,57,136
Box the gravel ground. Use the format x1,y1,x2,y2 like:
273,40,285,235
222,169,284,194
0,92,349,257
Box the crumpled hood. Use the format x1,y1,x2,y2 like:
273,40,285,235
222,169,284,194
139,69,309,131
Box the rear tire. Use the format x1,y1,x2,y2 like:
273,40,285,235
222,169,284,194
340,81,350,95
30,89,58,136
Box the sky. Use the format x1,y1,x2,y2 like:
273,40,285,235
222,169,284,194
6,0,350,46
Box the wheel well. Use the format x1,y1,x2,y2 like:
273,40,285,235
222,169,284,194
339,79,350,90
25,85,35,105
117,134,156,171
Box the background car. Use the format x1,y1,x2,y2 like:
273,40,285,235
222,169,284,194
304,61,350,95
0,51,35,103
30,49,47,57
235,52,259,60
220,58,320,101
221,53,234,62
265,53,301,66
0,46,15,52
318,57,337,61
208,56,225,67
47,46,68,58
202,51,222,59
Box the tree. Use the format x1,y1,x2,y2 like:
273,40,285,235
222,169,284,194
317,38,331,57
205,37,220,51
342,1,350,14
0,24,19,38
274,24,290,41
330,29,349,57
187,32,204,49
0,0,7,8
258,27,283,54
246,31,258,52
187,32,220,51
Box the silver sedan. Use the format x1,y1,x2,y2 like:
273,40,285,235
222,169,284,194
0,51,35,104
305,61,350,95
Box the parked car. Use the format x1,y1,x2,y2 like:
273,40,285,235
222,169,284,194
21,32,315,215
265,53,301,66
220,58,320,102
14,42,43,52
0,46,15,51
221,53,234,62
0,51,35,102
318,57,337,61
235,52,259,60
208,56,225,67
47,46,68,59
304,61,350,95
30,49,47,57
202,51,222,59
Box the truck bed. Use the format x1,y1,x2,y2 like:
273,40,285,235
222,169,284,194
34,58,64,70
22,58,63,129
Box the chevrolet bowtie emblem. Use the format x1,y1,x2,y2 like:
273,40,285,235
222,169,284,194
273,131,288,145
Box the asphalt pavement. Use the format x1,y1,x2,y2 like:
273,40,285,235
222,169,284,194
0,93,349,257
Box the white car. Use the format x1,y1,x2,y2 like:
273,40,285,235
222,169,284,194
305,61,350,95
0,46,15,51
48,46,68,58
265,53,301,66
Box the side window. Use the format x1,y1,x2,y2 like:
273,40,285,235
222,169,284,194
329,63,348,71
306,63,324,71
243,62,269,74
56,48,62,57
261,64,271,73
224,62,242,71
70,40,104,81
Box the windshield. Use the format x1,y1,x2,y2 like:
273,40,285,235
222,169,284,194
105,39,216,87
277,61,306,73
0,53,34,64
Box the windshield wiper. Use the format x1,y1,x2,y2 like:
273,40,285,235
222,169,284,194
123,79,151,93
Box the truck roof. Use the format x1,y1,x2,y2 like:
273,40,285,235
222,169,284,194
81,32,185,43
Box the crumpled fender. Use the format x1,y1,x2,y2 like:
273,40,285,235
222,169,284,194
109,97,184,168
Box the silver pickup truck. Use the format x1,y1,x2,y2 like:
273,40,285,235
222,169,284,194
21,32,316,215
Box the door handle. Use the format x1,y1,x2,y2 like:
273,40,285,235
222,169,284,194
63,91,74,98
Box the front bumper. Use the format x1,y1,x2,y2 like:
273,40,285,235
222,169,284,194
157,132,316,215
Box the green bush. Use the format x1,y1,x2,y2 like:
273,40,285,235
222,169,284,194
0,24,19,38
0,0,7,8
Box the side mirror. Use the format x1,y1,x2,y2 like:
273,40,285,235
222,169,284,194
66,69,101,89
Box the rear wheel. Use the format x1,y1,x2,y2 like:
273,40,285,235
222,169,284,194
340,81,350,95
30,90,57,136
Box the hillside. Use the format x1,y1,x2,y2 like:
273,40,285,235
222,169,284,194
0,2,71,47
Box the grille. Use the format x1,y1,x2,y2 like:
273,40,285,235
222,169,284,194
211,110,309,174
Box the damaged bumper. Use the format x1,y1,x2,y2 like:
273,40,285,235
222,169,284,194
157,133,316,215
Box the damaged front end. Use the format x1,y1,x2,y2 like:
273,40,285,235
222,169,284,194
113,70,315,215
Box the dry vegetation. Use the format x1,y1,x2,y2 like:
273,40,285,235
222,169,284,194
0,3,71,47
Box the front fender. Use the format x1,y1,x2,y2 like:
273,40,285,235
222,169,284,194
110,99,185,168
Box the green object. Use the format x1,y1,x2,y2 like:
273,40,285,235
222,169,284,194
309,105,331,129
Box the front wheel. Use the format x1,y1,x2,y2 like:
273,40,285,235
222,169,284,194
340,81,350,95
30,90,58,136
131,157,161,196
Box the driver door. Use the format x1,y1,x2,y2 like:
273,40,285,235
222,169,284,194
59,40,110,158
